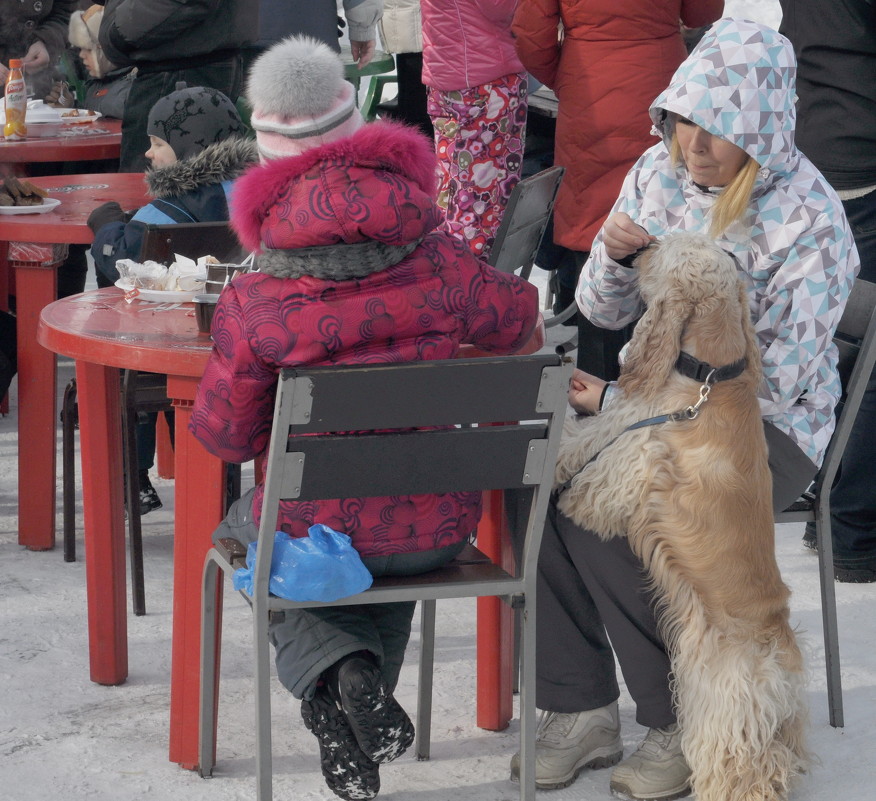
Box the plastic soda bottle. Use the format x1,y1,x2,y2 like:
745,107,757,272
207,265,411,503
4,59,28,140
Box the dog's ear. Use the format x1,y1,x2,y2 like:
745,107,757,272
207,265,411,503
619,289,694,399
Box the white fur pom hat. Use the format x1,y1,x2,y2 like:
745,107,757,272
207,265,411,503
247,36,365,161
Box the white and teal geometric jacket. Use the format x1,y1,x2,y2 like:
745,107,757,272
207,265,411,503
577,17,861,469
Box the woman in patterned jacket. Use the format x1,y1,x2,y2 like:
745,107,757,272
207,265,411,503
189,37,540,801
515,19,859,801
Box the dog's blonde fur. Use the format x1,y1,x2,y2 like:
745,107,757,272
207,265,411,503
557,233,808,801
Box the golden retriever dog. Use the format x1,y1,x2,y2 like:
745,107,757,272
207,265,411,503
555,233,808,801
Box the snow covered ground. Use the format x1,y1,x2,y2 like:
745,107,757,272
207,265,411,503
3,366,875,801
4,2,874,800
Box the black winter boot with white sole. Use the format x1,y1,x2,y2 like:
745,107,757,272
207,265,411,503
301,685,380,801
137,469,162,515
331,655,415,764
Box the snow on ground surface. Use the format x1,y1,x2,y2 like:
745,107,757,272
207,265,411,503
4,3,873,800
3,365,875,801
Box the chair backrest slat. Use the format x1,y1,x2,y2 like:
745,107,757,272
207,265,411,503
488,166,564,278
283,426,546,500
138,221,246,265
832,279,876,402
280,355,562,432
818,278,876,484
836,278,876,342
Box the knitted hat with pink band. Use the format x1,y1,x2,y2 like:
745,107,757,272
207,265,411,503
246,36,364,161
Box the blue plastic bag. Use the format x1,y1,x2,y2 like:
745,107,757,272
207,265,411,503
232,524,373,602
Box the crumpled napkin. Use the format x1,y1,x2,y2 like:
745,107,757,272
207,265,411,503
165,253,212,291
115,254,213,292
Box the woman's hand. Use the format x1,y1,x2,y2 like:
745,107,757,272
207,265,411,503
22,40,51,74
602,212,655,261
568,368,606,415
350,39,376,68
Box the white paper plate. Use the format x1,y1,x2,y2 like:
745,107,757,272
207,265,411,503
58,109,103,124
115,279,200,303
0,197,61,215
1,103,103,125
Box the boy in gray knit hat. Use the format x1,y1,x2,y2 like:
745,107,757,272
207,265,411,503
146,84,246,160
86,83,250,247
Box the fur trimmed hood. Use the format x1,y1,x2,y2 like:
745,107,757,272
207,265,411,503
146,137,259,199
230,121,440,254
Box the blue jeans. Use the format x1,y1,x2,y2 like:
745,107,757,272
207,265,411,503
828,189,876,564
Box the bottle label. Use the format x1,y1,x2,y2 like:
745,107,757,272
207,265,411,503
4,73,28,139
5,79,25,105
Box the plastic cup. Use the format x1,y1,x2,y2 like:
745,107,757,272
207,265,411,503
193,293,220,334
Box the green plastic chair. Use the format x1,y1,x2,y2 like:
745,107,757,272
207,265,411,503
342,48,397,120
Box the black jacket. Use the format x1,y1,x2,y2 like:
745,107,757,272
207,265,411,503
97,0,257,72
779,0,876,190
0,0,77,96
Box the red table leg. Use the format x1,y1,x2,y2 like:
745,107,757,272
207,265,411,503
14,257,60,550
476,489,514,731
155,411,175,479
76,360,128,684
166,375,225,769
0,244,9,415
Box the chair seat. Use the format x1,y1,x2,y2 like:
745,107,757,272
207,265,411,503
217,540,522,609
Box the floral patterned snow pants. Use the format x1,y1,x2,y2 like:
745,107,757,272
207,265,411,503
427,72,528,258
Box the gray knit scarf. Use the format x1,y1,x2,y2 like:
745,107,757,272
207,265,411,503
256,238,421,281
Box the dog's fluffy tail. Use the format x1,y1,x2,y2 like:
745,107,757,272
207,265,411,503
666,583,810,801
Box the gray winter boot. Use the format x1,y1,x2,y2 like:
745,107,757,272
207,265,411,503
609,723,691,801
510,701,623,789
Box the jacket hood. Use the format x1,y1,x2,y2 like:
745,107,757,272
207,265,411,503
230,121,441,254
650,18,798,179
146,137,259,198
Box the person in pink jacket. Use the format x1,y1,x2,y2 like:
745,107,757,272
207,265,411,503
420,0,528,258
189,37,540,801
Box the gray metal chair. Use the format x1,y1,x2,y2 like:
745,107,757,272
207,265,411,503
198,353,572,801
775,278,876,729
488,166,564,282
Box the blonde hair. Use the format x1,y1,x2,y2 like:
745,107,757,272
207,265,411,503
670,132,759,237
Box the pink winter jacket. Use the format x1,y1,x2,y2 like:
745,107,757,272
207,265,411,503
421,0,524,90
189,121,539,557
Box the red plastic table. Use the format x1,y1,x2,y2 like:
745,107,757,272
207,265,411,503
1,173,149,551
38,288,225,768
0,117,123,164
0,118,123,416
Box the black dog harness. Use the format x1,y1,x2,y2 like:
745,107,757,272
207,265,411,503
553,352,747,500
